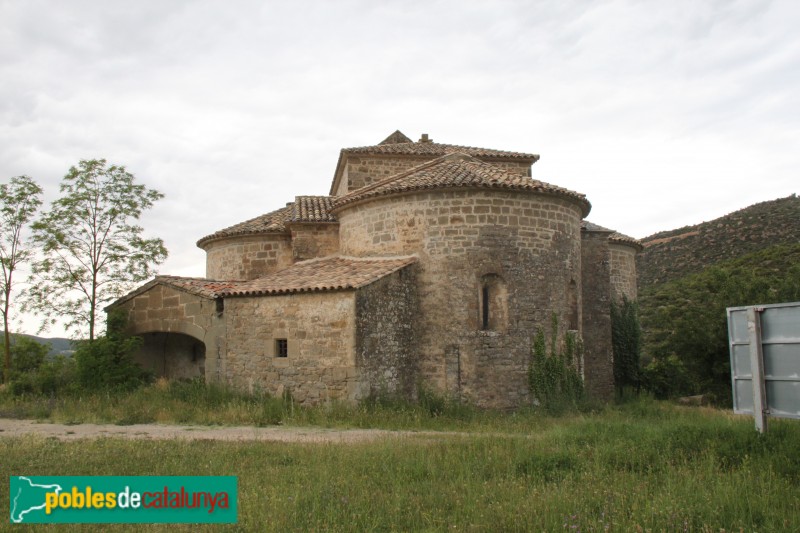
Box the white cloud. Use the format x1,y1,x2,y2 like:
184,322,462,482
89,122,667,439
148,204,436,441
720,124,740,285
1,0,797,334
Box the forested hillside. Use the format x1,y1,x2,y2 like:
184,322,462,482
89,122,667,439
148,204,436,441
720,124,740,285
639,243,800,402
637,194,800,287
636,194,799,404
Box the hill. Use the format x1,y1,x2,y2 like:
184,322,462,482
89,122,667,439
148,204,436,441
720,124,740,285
637,194,800,287
1,333,73,356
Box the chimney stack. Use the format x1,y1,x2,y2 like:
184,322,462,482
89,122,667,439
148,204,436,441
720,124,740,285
419,133,432,143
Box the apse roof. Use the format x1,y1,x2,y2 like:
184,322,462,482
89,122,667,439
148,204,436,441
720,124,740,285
332,153,591,216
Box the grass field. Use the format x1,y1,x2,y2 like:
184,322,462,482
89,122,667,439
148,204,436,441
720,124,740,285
1,388,799,531
0,379,575,432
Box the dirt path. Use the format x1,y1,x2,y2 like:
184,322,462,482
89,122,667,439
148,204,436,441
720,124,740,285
0,418,458,443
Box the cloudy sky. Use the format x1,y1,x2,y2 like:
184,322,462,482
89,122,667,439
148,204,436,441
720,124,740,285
2,0,798,335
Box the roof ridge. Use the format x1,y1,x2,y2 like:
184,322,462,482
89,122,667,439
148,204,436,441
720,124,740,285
335,254,418,262
341,140,538,160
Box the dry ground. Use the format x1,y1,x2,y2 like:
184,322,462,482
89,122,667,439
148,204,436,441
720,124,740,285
0,418,460,443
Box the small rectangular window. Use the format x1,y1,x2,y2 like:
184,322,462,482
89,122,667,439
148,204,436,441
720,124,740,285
275,339,288,358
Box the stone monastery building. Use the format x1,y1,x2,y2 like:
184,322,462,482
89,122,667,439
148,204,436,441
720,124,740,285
110,131,641,408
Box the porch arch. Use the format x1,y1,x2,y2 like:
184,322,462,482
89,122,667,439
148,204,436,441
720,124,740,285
131,330,207,381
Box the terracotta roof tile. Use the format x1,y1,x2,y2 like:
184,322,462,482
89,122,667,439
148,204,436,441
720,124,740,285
291,196,337,223
343,133,538,160
329,131,539,195
581,221,614,233
609,231,643,250
154,276,244,298
581,221,643,250
197,205,292,247
106,275,247,309
332,153,591,216
221,255,417,297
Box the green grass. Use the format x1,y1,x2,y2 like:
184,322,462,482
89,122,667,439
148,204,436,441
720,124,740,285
0,378,591,432
1,401,798,531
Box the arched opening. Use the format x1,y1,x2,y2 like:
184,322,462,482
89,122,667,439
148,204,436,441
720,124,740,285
132,332,206,380
479,274,508,332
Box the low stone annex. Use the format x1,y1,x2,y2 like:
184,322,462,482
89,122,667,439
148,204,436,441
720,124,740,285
109,131,641,408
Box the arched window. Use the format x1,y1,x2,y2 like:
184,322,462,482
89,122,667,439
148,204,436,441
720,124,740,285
479,274,508,332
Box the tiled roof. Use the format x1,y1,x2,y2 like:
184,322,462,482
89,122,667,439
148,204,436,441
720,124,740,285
329,131,539,195
197,196,339,248
609,231,643,250
197,205,292,247
581,221,643,250
106,275,246,309
332,153,591,216
291,196,337,223
108,256,415,308
343,131,538,160
581,221,614,233
220,255,417,297
154,276,244,298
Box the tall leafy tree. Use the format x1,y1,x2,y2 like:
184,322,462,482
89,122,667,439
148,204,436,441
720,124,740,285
0,176,43,383
28,159,167,341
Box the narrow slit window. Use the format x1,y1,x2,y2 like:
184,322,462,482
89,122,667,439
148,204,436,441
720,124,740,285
275,339,288,358
482,285,490,330
479,273,508,332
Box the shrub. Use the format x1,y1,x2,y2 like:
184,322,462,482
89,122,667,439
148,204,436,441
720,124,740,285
9,336,49,374
640,355,694,400
73,312,151,391
4,337,77,396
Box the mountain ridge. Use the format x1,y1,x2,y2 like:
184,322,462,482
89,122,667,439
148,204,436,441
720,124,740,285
637,194,799,288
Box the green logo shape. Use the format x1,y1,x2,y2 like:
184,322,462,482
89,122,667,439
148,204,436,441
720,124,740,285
9,476,237,524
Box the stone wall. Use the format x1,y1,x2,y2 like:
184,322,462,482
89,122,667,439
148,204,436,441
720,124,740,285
355,266,419,398
112,283,226,382
609,243,638,302
335,156,532,196
580,231,614,400
288,223,340,262
203,234,292,280
223,291,361,404
336,189,584,408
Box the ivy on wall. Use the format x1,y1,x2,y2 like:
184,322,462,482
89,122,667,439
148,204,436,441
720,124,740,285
528,314,584,412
